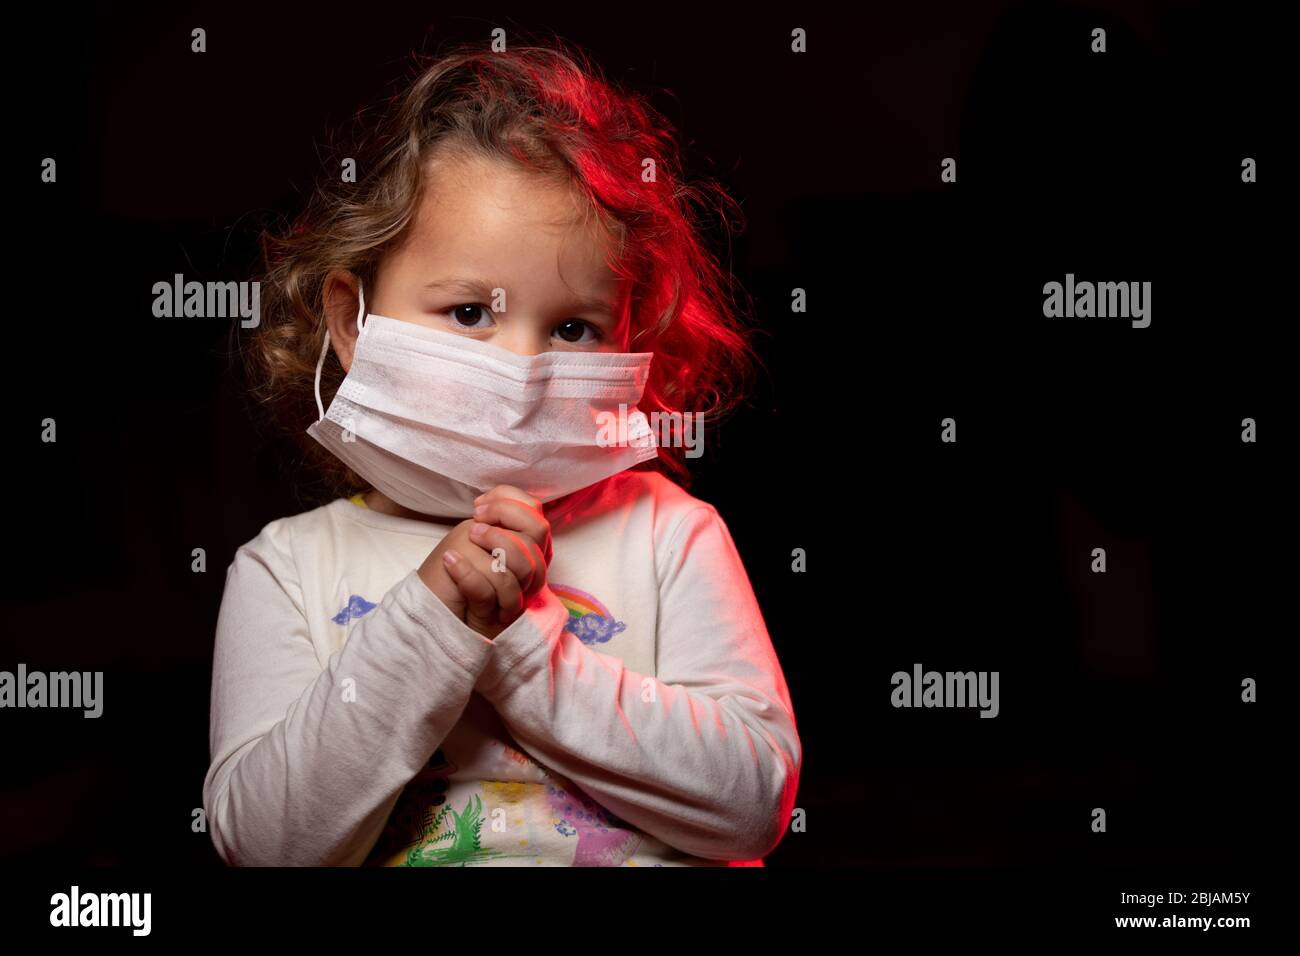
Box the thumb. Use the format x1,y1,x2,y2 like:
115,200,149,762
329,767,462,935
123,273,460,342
443,550,502,639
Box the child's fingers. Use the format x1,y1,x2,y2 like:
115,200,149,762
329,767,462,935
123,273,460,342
441,550,502,637
475,485,550,565
468,522,546,594
474,484,541,512
472,497,552,565
456,539,526,621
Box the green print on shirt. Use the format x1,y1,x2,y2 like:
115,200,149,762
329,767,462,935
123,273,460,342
402,793,505,867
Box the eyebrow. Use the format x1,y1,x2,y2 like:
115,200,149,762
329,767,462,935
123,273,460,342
421,276,616,314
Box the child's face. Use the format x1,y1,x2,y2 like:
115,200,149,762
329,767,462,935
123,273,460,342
371,150,630,355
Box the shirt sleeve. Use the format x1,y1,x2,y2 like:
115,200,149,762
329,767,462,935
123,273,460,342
202,523,496,866
473,504,802,861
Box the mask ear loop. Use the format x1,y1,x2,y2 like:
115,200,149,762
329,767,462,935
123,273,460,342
314,281,367,421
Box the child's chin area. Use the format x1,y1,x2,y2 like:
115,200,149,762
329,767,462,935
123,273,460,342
362,489,460,525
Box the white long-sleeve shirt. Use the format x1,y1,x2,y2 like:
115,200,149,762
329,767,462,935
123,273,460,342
202,470,801,866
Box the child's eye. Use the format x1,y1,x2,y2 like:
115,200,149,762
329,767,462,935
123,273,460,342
553,319,604,345
447,303,494,329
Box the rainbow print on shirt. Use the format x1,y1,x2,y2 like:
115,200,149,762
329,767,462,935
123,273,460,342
549,583,627,646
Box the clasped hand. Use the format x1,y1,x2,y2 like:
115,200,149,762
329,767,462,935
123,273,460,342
417,485,553,640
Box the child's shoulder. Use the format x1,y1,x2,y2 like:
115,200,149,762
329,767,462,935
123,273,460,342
600,469,722,530
231,498,350,566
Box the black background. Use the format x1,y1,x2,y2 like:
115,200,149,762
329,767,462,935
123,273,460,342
3,0,1284,911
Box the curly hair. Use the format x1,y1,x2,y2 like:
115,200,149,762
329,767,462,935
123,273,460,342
234,36,762,510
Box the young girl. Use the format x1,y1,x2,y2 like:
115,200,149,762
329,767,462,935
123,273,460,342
204,41,801,866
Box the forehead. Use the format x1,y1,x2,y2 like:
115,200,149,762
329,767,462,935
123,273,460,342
395,149,619,283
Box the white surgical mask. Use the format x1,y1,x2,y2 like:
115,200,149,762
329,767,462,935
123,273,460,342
306,281,659,519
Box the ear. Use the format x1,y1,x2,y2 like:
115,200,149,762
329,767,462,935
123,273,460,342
322,270,364,373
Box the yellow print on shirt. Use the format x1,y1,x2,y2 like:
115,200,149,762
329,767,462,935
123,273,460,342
477,778,644,866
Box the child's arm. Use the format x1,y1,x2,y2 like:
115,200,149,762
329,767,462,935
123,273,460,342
473,504,802,861
203,525,495,866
